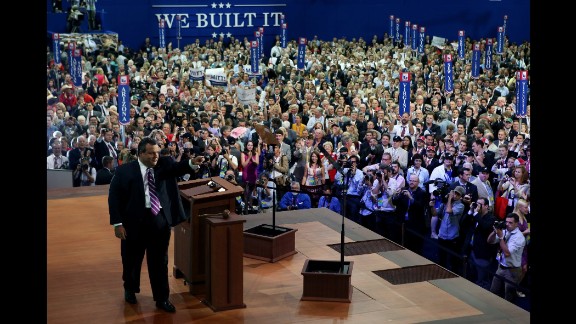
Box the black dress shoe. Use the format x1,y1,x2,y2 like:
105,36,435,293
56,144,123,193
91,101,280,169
124,290,137,304
156,300,176,313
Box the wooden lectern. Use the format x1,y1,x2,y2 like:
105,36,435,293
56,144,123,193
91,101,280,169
173,177,243,295
203,214,246,311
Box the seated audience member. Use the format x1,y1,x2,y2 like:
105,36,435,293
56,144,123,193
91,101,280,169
278,182,311,211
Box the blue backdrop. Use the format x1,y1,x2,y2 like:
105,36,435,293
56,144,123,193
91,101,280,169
47,0,530,54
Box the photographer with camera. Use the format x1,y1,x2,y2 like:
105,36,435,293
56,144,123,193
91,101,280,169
199,143,218,179
358,172,377,231
400,174,429,254
334,155,364,223
429,186,466,275
487,213,526,302
428,153,456,239
74,156,97,187
371,165,401,242
466,197,498,290
253,172,276,212
216,142,238,179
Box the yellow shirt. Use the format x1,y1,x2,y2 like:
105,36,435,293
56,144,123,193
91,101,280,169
292,123,306,137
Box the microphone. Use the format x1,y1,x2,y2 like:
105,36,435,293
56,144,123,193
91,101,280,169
198,209,231,219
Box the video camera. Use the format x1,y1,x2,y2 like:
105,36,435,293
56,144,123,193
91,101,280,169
424,179,450,202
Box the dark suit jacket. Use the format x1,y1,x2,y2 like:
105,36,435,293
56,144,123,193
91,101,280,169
108,157,194,229
94,139,118,170
95,168,114,185
449,181,479,203
424,158,441,176
324,134,341,149
67,147,97,171
457,117,477,135
359,144,383,168
404,187,429,235
422,123,442,139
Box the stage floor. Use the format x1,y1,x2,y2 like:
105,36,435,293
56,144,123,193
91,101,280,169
47,186,529,323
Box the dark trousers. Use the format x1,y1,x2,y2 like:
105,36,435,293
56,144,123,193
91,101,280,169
404,216,427,254
121,209,171,301
374,210,397,241
438,237,462,275
345,195,361,223
359,213,376,233
468,250,497,290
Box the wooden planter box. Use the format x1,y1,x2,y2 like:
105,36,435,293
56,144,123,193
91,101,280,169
301,259,354,303
243,224,297,262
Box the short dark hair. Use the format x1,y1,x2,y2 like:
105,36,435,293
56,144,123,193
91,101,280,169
138,137,157,155
102,155,114,166
506,212,520,223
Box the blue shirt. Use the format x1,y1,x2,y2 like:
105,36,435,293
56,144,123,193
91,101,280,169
255,181,276,208
279,193,311,210
437,199,465,240
334,168,364,196
318,196,341,214
359,189,376,216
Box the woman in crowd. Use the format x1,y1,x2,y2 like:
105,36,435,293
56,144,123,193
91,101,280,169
241,140,260,213
320,141,338,188
498,164,530,214
402,135,414,168
301,151,324,207
511,198,530,298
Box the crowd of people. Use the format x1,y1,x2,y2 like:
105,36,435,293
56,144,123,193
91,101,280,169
46,32,531,305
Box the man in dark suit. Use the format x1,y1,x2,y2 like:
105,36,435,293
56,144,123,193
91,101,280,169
95,155,114,185
68,135,97,174
423,146,441,175
458,107,477,135
400,173,429,254
325,124,342,149
108,137,203,313
94,128,119,170
359,137,383,169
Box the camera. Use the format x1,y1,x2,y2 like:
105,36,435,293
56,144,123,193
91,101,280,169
225,174,235,182
264,152,275,172
339,153,347,160
430,179,450,202
471,202,477,210
364,173,374,183
494,220,506,230
222,148,228,155
204,154,212,162
130,148,137,156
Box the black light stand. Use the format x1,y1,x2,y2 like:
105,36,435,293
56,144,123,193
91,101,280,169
318,146,348,273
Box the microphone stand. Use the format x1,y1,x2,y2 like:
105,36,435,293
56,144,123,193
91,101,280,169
272,190,276,230
318,146,347,273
